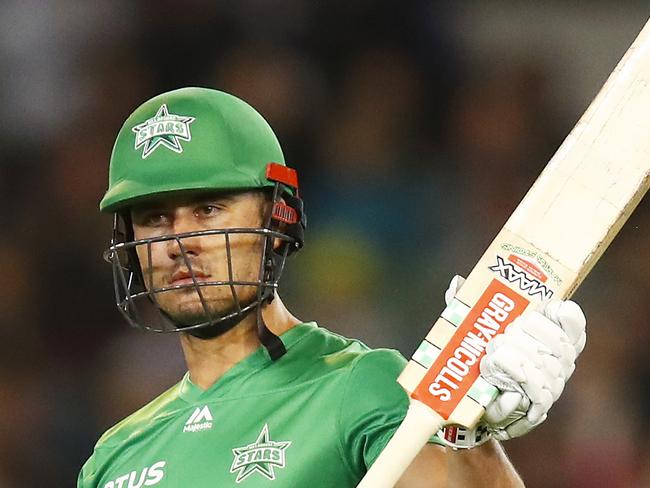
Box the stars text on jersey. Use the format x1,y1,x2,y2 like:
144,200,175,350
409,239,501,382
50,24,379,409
230,424,291,483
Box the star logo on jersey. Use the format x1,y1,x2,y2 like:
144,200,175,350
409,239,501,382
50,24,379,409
230,424,291,483
132,104,195,159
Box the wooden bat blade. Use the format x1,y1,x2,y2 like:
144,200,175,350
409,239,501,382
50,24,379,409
357,16,650,488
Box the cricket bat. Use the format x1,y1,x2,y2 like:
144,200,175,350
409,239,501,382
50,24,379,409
357,17,650,488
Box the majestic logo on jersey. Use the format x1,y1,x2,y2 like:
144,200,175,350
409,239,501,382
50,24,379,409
183,405,213,433
132,104,195,159
102,460,166,488
489,255,554,300
230,424,291,483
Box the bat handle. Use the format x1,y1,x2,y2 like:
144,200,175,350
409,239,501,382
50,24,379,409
356,400,445,488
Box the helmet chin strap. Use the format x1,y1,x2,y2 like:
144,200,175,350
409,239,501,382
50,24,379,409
182,301,258,340
255,290,287,361
183,287,286,360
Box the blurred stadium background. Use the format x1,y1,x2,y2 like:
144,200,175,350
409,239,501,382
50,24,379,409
1,1,650,486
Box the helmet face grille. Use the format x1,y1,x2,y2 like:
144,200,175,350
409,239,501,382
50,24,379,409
105,224,294,335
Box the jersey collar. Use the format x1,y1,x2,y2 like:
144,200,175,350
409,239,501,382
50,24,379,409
178,322,318,403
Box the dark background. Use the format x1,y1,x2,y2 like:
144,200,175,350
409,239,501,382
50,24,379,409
1,1,649,486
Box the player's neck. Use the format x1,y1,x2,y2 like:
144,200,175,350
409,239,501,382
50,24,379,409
180,295,300,390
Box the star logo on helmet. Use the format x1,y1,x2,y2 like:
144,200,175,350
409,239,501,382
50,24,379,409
132,104,195,159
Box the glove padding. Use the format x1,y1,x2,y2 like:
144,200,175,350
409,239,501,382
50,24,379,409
444,275,586,442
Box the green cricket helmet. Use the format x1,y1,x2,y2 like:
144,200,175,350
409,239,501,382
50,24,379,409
101,87,306,360
101,86,295,211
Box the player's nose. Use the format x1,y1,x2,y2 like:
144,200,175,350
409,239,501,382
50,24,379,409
166,214,203,260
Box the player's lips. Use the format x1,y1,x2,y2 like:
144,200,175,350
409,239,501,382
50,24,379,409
169,270,211,286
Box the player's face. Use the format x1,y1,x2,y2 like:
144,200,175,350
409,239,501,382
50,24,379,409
130,191,268,327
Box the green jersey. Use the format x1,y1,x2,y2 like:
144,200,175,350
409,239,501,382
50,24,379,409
78,323,442,487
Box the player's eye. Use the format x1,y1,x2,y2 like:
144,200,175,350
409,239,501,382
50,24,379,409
139,212,169,227
195,205,221,217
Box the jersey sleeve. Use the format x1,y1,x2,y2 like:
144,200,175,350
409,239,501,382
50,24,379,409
77,453,97,488
337,349,443,477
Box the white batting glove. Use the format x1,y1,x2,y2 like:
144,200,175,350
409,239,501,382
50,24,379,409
439,275,586,446
481,299,586,440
